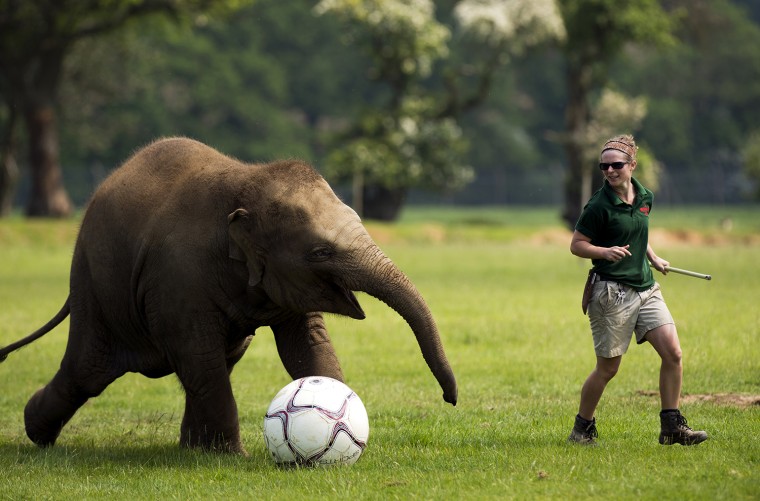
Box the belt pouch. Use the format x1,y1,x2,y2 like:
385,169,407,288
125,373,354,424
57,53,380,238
582,270,596,315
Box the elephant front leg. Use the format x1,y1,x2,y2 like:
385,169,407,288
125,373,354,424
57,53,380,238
173,338,246,454
179,379,246,455
271,312,344,381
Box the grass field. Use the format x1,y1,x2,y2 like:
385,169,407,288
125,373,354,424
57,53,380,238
0,206,758,500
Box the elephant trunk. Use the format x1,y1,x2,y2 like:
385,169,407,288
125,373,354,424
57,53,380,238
350,243,457,406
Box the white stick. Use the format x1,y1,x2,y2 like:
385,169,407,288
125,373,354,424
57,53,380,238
650,264,712,280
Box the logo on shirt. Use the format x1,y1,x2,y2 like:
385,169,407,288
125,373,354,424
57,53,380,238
639,206,650,216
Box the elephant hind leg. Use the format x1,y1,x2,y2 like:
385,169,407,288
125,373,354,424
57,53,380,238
24,365,121,447
25,378,83,447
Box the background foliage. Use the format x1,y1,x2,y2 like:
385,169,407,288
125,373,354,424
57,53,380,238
3,0,760,212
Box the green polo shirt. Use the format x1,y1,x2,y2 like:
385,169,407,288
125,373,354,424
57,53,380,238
575,177,655,291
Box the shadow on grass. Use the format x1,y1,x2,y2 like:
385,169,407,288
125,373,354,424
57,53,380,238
0,441,270,470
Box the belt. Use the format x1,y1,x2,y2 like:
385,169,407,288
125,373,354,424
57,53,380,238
591,273,620,284
597,275,619,283
593,274,653,292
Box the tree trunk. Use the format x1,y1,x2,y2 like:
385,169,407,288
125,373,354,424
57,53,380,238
361,184,407,222
0,106,19,217
561,60,593,230
0,148,19,217
19,44,73,218
24,103,73,217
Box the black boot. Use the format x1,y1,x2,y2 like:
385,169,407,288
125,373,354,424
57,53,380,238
568,414,598,445
659,409,708,446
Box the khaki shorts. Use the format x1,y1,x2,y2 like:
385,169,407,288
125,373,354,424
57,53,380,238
587,281,674,358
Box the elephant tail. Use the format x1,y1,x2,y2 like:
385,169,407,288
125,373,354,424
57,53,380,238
0,298,70,363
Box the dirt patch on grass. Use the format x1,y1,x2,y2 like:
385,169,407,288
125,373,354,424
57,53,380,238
649,228,760,247
637,390,760,408
527,228,573,245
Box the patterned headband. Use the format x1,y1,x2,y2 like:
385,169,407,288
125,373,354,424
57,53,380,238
602,140,636,159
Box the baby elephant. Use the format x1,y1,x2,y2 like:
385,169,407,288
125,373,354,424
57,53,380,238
0,137,457,453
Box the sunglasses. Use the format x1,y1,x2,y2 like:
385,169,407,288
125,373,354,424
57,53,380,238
598,161,628,171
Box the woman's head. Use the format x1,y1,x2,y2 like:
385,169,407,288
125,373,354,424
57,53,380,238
599,134,637,190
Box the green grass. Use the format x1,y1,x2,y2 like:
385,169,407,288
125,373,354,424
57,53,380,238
1,206,758,500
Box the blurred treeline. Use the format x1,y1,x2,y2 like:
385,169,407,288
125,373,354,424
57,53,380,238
3,0,760,216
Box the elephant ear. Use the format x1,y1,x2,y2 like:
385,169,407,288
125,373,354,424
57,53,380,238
228,208,264,287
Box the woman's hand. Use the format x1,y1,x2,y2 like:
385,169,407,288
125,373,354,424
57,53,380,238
571,231,632,262
649,255,670,274
600,245,632,262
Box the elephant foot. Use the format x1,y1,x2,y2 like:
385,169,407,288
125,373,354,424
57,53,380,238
24,385,83,447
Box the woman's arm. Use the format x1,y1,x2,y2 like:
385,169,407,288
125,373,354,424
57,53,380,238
570,230,632,262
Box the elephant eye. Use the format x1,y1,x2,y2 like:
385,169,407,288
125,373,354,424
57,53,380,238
307,245,335,262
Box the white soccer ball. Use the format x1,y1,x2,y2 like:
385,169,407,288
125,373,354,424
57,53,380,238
262,376,369,467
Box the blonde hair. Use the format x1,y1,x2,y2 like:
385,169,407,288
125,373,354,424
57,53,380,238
602,134,637,161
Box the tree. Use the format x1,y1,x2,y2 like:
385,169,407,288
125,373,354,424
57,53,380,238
557,0,675,228
0,0,248,217
56,0,339,189
314,0,461,219
315,0,564,220
46,0,368,208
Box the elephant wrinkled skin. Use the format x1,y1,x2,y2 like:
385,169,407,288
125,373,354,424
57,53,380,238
0,137,457,453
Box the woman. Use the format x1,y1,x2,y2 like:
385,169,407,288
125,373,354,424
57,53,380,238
568,134,707,446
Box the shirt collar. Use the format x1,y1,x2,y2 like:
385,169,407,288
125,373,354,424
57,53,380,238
603,177,645,206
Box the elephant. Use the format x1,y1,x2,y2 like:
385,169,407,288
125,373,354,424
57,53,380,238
0,137,457,454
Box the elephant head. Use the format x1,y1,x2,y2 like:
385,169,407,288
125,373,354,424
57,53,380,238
227,161,457,405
